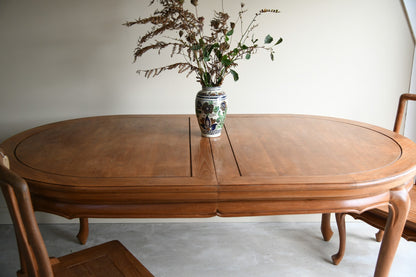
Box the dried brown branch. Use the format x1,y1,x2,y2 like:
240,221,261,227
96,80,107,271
124,1,282,87
137,62,198,79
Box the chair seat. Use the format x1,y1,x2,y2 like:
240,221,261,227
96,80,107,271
51,240,154,277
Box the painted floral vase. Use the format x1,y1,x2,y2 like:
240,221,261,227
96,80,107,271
195,86,227,137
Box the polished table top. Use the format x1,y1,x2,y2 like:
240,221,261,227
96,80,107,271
2,114,416,276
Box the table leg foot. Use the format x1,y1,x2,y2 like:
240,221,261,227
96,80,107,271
321,213,333,241
76,218,89,245
374,186,410,277
332,213,346,265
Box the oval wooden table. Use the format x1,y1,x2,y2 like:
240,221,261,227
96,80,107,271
2,114,416,277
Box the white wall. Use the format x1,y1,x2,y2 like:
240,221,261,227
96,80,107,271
403,0,416,140
0,0,414,223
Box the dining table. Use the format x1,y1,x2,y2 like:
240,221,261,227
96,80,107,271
2,114,416,277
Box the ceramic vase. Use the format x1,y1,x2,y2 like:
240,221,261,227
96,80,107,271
195,86,228,137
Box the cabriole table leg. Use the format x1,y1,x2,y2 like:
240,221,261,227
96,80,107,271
374,187,410,277
321,213,333,241
332,213,346,265
76,218,89,245
375,229,384,242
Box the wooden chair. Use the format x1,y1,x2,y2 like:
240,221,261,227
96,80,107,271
323,93,416,265
0,149,154,277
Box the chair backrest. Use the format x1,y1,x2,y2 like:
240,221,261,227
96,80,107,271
394,93,416,192
0,149,53,277
393,93,416,134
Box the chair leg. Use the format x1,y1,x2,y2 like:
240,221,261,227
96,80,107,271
331,213,346,265
77,218,89,245
321,213,333,241
375,229,384,242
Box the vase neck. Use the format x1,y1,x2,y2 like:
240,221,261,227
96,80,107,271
202,86,222,92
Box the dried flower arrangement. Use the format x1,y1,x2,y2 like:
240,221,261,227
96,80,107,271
123,0,282,87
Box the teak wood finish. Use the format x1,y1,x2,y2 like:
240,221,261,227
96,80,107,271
0,150,154,277
324,93,416,265
2,114,416,277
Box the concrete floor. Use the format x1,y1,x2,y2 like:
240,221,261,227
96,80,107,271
0,221,415,277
